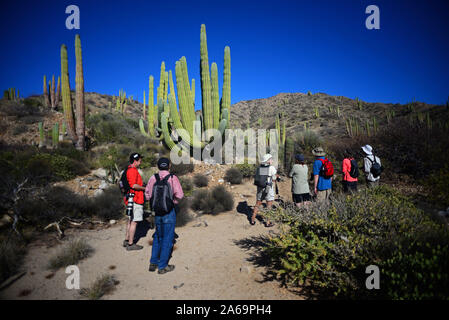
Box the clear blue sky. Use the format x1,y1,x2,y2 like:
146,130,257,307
1,0,448,107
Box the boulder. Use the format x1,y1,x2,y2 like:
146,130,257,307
99,181,109,190
92,168,108,179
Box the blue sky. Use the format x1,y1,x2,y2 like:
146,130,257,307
1,0,448,107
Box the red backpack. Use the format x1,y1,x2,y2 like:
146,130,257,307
319,158,334,179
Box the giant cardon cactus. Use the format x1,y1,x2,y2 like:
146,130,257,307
148,24,231,157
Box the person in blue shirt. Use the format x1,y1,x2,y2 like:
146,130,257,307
312,147,332,202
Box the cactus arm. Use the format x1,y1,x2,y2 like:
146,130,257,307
139,118,150,137
200,24,213,138
221,46,231,125
211,62,220,129
143,90,146,120
61,44,78,143
191,78,195,104
75,34,85,150
148,76,155,137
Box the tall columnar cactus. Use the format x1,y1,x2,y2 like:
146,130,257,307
61,44,77,143
148,76,155,137
43,75,50,107
143,90,146,120
75,34,85,150
55,76,60,108
52,123,59,148
200,24,213,138
147,25,230,157
221,46,231,124
50,75,56,109
38,122,44,148
284,137,294,171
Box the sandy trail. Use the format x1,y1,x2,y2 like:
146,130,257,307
0,180,303,300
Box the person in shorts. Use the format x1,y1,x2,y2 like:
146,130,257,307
289,154,311,208
123,153,146,251
252,153,277,227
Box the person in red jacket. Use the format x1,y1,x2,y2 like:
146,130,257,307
123,153,146,251
342,149,358,193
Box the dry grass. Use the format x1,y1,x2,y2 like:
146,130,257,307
79,274,119,300
47,238,94,271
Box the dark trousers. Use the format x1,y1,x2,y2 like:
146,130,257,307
343,181,358,193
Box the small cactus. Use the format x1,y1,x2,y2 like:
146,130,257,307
52,123,59,148
38,122,45,148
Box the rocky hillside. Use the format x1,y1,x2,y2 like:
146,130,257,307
229,92,440,140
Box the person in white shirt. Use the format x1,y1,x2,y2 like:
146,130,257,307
251,153,278,227
362,144,381,188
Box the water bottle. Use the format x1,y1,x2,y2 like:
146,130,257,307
126,193,135,216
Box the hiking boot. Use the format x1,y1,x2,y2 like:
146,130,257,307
148,263,158,272
158,265,175,274
126,243,143,251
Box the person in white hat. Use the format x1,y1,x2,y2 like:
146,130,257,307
251,153,278,227
362,144,382,187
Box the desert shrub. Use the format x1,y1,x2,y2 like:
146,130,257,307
48,238,94,271
193,174,208,187
224,167,243,184
233,163,256,178
179,176,193,196
90,187,124,221
12,124,28,135
79,274,118,300
26,153,89,182
175,197,193,227
0,235,27,284
263,186,449,299
170,163,194,176
422,164,449,207
23,96,42,108
86,113,145,146
191,185,234,214
294,130,323,153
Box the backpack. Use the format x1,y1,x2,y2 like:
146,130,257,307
254,165,270,188
318,158,334,179
150,174,174,216
368,155,382,178
349,159,359,178
119,167,131,195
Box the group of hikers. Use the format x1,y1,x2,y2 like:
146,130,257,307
252,144,382,225
119,144,382,273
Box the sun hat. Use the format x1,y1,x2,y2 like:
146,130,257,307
129,152,143,163
157,157,170,170
361,145,373,155
262,153,273,164
295,154,305,162
312,147,326,157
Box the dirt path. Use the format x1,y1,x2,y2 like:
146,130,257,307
0,180,303,300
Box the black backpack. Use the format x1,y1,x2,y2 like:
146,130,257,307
254,165,270,188
368,155,382,178
150,174,174,216
349,159,359,178
119,168,131,195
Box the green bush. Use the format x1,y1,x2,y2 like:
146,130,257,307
422,164,449,207
233,163,256,178
191,185,234,215
170,163,194,176
179,176,193,196
263,186,449,299
224,168,243,184
193,174,208,187
294,130,323,153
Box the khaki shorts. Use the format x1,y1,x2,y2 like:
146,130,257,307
128,203,143,222
316,189,331,202
257,185,275,202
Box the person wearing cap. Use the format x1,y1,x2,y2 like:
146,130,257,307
312,147,332,202
289,154,311,208
362,144,381,188
252,153,277,227
144,157,184,274
124,153,146,251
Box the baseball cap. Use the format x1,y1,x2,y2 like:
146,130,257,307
129,152,143,163
157,157,170,170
